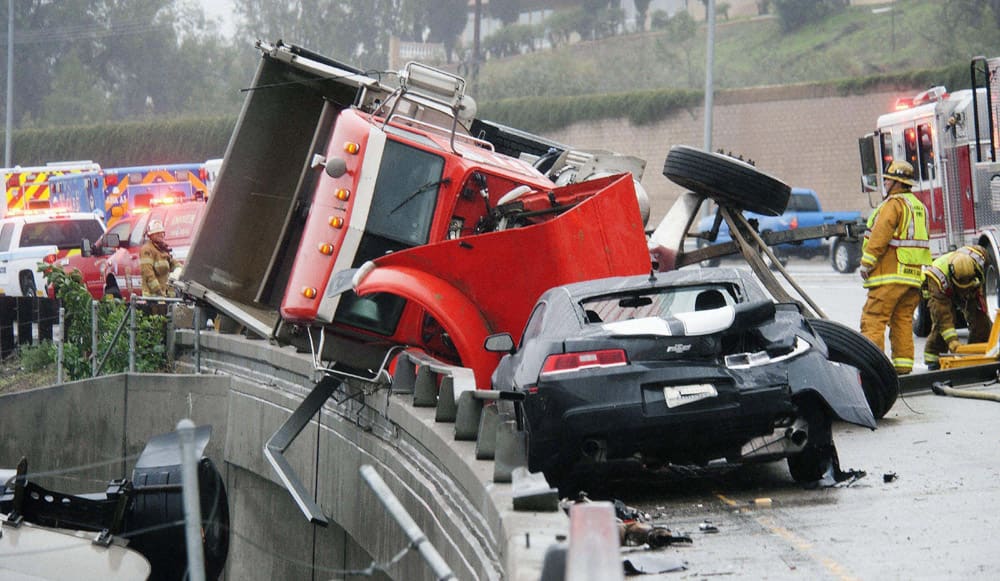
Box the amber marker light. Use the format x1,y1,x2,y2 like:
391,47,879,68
336,188,351,201
318,243,335,255
302,287,318,299
329,216,344,228
344,142,360,154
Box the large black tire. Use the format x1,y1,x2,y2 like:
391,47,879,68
831,238,861,273
808,318,898,419
662,145,791,216
912,297,931,338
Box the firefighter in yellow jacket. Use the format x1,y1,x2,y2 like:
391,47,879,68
140,220,178,297
859,160,932,375
922,245,993,370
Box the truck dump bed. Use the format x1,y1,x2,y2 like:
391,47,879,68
180,44,379,335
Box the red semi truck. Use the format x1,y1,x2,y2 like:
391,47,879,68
179,41,653,387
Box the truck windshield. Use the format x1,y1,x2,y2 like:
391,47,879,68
365,139,445,246
332,138,446,337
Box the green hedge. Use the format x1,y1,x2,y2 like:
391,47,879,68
2,116,236,167
0,63,970,165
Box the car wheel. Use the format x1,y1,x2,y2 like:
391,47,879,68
787,398,839,483
808,318,898,419
831,238,861,273
912,297,931,338
19,271,37,297
662,145,791,216
788,442,841,483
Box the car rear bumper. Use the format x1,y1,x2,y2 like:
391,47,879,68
524,363,798,474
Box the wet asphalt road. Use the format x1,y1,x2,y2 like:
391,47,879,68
592,258,1000,579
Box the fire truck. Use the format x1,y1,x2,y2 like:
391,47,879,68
2,161,102,216
858,56,1000,330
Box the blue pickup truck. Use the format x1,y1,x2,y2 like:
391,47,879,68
696,188,864,272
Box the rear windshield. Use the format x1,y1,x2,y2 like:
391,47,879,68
19,219,104,249
580,284,736,324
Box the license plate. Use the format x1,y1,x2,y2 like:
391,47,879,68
663,384,718,408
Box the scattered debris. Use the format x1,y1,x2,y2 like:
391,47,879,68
883,472,898,483
623,553,688,575
699,521,719,534
753,498,773,508
620,522,693,548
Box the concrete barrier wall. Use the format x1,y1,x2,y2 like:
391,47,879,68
0,330,565,580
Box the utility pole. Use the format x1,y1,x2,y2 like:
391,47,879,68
701,0,716,219
703,0,715,153
5,0,13,167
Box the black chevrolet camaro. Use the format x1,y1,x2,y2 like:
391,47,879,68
485,267,878,486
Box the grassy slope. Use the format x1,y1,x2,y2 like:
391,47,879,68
473,0,980,101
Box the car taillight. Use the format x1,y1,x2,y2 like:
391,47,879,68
790,216,798,229
540,349,628,376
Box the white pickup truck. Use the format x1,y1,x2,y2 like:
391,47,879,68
0,212,105,296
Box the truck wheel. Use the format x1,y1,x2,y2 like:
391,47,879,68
912,297,931,338
662,145,791,216
984,245,1000,316
19,271,37,297
104,276,123,299
831,238,861,273
808,318,898,419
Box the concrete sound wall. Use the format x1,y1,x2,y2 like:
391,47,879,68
0,333,559,580
543,84,919,224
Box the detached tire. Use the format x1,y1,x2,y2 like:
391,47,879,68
663,145,791,216
809,318,898,419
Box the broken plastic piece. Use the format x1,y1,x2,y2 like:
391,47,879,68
699,521,719,533
883,472,898,483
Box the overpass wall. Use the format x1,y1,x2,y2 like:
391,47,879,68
0,331,564,580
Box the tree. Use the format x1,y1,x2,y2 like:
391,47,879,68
427,0,468,63
772,0,847,32
658,10,699,88
489,0,522,26
633,0,652,31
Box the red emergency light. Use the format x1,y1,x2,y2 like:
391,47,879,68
106,174,119,187
894,98,913,111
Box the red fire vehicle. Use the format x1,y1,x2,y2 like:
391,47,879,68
179,41,653,387
859,56,1000,329
55,200,207,300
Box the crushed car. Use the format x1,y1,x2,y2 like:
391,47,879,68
484,267,879,487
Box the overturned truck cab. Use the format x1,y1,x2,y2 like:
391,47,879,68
179,41,652,379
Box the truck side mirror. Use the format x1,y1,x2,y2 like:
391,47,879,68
81,238,93,258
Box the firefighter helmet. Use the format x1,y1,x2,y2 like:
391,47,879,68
147,220,165,236
884,160,915,187
950,252,982,289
